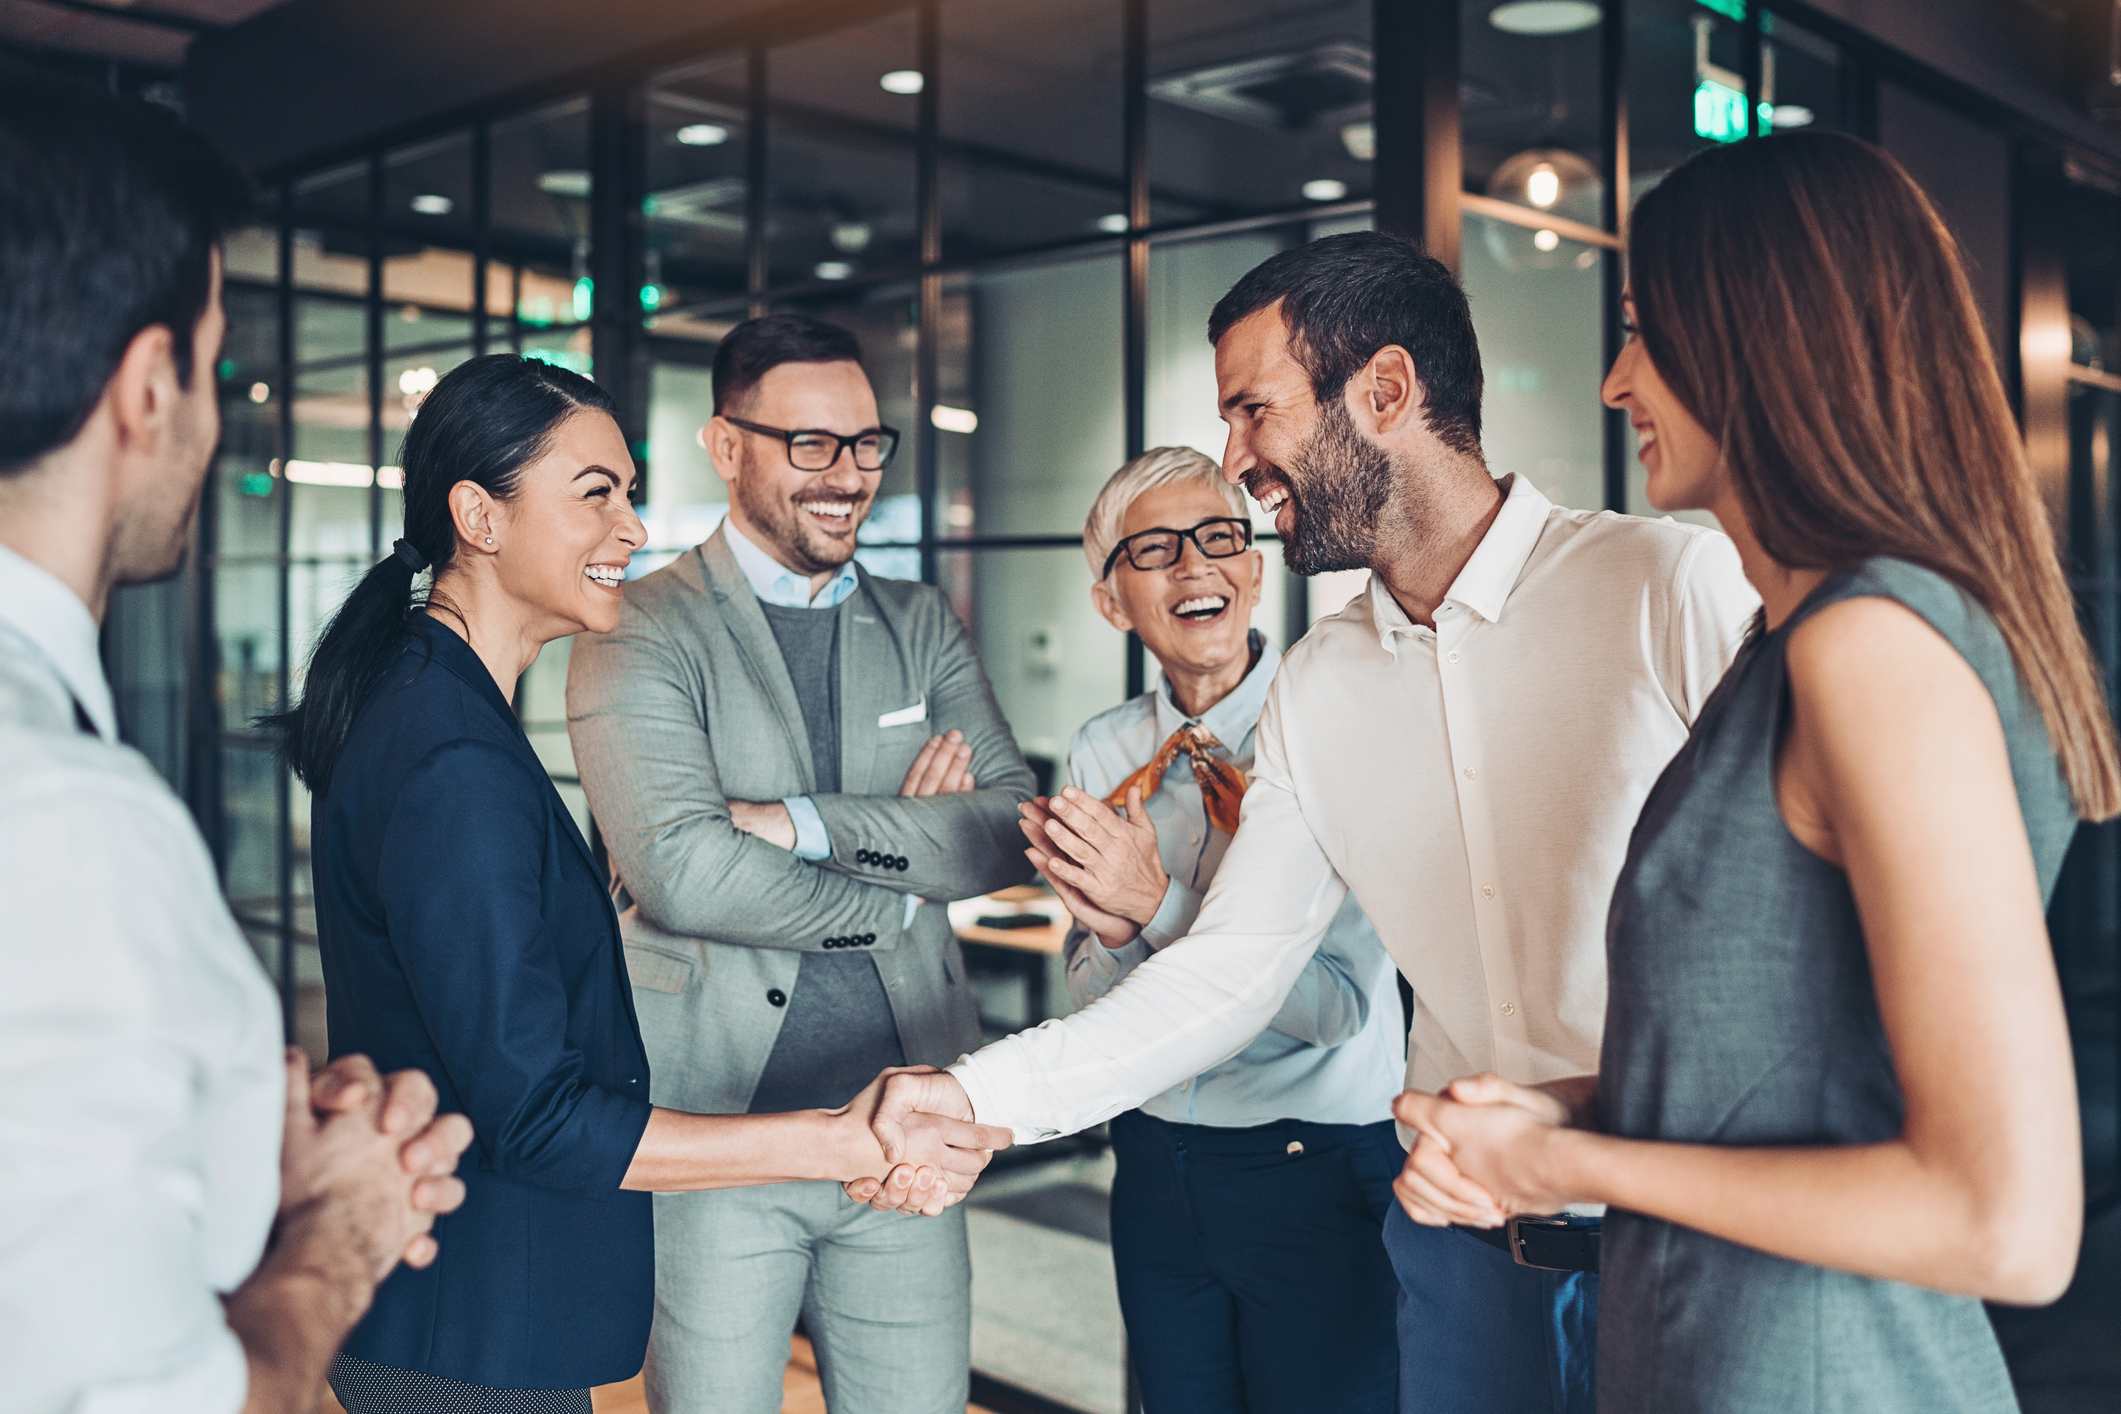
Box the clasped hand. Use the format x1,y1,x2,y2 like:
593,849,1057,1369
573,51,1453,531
1019,786,1167,948
1390,1073,1586,1229
837,1067,1012,1217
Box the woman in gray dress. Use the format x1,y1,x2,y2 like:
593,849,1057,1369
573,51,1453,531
1392,132,2121,1411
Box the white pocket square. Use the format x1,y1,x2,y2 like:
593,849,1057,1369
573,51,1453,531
878,699,928,728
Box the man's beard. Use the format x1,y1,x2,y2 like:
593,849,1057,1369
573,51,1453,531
1277,397,1395,576
734,466,866,575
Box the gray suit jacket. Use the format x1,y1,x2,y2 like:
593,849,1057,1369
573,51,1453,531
565,526,1036,1116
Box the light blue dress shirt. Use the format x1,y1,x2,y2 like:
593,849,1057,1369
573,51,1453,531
1061,632,1407,1129
719,519,873,873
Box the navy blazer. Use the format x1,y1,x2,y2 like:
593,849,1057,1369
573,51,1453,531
313,615,654,1389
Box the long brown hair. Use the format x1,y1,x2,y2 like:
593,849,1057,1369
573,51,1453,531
1630,132,2121,821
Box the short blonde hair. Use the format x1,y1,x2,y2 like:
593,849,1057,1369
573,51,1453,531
1081,446,1246,580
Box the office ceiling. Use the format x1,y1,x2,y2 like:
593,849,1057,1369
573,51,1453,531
0,0,288,71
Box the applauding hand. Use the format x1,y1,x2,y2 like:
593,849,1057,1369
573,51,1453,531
1020,786,1167,946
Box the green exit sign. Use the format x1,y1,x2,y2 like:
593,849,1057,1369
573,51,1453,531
1693,78,1771,143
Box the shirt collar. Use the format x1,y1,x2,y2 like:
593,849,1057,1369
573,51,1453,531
1152,629,1280,743
0,544,115,740
1366,474,1551,652
722,516,858,609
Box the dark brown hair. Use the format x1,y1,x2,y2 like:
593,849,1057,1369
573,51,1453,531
1631,132,2121,820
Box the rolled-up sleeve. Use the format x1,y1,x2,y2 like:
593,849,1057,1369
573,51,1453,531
378,740,651,1194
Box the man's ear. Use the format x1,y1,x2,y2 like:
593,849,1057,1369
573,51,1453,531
703,415,742,489
105,323,181,457
1091,579,1134,634
1352,344,1423,439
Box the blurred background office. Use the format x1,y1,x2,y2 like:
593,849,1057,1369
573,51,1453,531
4,1,2118,1410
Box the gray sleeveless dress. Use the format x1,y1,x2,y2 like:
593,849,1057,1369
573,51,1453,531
1598,558,2080,1412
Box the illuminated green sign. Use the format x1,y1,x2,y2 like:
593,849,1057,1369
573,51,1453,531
1693,78,1772,143
572,276,595,322
1696,0,1745,20
238,471,275,498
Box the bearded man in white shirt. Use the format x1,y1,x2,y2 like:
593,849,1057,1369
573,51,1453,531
0,77,474,1413
855,231,1760,1412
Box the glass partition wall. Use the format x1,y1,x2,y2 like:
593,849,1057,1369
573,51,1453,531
175,2,2119,1407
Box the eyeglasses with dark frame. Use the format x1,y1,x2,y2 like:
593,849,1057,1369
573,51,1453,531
1101,516,1255,579
723,415,901,472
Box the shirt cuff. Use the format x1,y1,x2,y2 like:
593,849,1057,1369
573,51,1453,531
783,795,830,860
903,893,922,928
1138,878,1203,950
1081,935,1152,978
949,1053,1062,1146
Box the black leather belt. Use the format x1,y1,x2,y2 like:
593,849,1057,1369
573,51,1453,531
1459,1216,1601,1273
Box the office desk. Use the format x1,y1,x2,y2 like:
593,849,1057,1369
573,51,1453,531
950,886,1068,1029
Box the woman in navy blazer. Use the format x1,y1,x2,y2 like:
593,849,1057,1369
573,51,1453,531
271,356,1009,1412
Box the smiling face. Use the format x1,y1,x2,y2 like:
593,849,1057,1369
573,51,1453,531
1602,294,1723,513
1093,478,1263,685
485,408,645,636
1214,302,1395,575
709,358,882,576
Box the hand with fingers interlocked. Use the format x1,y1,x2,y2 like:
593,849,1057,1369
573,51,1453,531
1019,785,1168,945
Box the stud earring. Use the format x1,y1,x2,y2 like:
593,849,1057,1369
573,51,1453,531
484,536,495,546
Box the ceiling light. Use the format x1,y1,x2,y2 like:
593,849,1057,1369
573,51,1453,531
676,122,730,147
1525,164,1561,209
814,260,854,281
248,382,271,404
830,220,873,254
398,366,439,398
930,404,979,435
1770,104,1815,129
1532,228,1560,253
1095,213,1130,234
409,193,453,216
1340,120,1375,162
537,169,592,198
879,69,925,96
1302,177,1349,202
1488,2,1602,36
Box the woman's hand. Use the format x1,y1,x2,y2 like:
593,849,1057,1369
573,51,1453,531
1020,798,1140,948
1395,1085,1583,1223
833,1068,1012,1217
1022,786,1168,927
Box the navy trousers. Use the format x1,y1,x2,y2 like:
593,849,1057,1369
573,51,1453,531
1108,1110,1402,1414
1383,1203,1600,1414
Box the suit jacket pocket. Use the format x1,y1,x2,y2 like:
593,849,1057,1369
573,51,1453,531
622,941,695,994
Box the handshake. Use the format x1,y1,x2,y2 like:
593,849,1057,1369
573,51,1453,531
835,1066,1003,1217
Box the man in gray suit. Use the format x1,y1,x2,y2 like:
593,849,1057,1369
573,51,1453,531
566,313,1036,1414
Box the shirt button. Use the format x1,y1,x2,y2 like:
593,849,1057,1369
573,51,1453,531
1447,650,1460,663
1463,766,1477,780
1501,1002,1517,1016
1286,1140,1305,1156
1481,883,1496,898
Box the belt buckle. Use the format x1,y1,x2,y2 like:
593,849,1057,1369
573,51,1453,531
1506,1215,1578,1271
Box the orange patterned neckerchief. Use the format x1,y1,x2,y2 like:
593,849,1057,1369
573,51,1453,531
1103,723,1249,834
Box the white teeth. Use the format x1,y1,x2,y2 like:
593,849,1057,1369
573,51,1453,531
1258,488,1289,513
803,501,854,517
1174,596,1228,618
584,566,623,587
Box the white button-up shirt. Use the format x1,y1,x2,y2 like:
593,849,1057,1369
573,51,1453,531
0,545,284,1412
953,477,1758,1142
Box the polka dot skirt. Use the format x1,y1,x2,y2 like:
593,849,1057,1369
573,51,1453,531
329,1354,592,1414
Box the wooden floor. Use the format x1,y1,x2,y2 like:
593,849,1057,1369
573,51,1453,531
322,1337,991,1413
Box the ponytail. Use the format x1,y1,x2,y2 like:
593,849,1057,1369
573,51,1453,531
260,353,614,795
261,537,430,794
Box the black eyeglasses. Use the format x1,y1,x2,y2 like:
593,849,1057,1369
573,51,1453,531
724,415,901,472
1101,516,1254,578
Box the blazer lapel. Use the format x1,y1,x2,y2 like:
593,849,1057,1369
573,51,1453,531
408,615,604,879
698,528,818,792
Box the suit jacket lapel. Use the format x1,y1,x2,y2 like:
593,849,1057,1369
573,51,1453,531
836,572,884,798
698,527,817,792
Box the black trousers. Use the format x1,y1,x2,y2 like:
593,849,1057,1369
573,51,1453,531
1108,1110,1403,1414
